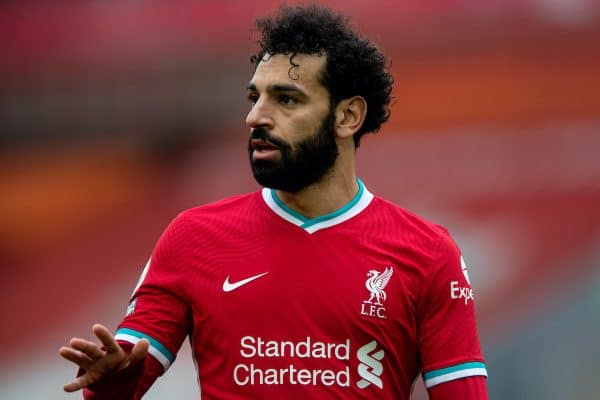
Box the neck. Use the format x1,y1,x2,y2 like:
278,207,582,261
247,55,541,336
275,150,358,219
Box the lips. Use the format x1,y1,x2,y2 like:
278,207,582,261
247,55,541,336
250,139,279,151
250,139,281,161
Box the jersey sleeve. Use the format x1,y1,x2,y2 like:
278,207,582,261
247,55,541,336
416,230,488,390
115,213,194,374
428,376,488,400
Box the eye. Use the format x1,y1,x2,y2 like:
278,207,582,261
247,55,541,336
247,93,259,106
278,94,297,105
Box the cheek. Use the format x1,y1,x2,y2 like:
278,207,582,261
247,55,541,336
287,114,322,142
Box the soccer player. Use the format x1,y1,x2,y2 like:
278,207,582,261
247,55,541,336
60,5,488,399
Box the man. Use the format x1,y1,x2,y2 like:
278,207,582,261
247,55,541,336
60,5,488,399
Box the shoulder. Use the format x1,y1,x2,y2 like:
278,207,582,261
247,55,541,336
175,191,261,224
157,191,262,241
147,191,262,278
369,196,453,249
366,196,462,285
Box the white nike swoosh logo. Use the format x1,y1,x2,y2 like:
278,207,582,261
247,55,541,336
223,272,269,292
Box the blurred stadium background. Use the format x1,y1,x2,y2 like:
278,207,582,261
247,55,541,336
1,0,599,399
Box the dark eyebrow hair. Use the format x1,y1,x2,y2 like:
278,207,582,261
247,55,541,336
246,82,308,98
270,84,306,96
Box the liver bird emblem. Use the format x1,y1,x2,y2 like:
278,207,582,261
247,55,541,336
365,267,394,305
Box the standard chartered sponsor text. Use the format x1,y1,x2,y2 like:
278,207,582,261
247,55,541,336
234,336,350,387
234,363,350,386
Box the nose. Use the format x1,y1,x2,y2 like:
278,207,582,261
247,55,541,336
245,98,274,130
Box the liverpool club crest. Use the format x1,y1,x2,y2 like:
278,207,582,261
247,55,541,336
360,267,393,319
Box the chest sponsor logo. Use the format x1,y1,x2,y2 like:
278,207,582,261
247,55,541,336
233,336,384,390
357,340,385,389
223,272,269,292
360,267,393,319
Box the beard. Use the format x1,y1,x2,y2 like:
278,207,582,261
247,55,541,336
248,109,339,193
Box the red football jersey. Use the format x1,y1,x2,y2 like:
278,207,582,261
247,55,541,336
115,179,487,399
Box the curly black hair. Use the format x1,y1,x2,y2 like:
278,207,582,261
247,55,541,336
250,5,393,147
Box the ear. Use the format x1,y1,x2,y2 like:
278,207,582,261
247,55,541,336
334,96,367,140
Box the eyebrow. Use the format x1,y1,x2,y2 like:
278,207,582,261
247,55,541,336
246,82,308,98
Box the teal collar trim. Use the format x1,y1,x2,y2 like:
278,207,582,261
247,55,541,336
261,178,373,234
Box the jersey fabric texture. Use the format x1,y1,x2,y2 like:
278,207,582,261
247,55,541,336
112,179,487,399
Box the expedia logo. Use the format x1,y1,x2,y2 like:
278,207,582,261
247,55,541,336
450,281,474,304
356,340,385,389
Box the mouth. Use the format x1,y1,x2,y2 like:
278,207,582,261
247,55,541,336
250,139,279,151
250,139,281,160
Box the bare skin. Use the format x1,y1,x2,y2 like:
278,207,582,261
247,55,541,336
59,323,149,392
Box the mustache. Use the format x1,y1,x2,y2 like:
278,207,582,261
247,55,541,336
249,128,289,149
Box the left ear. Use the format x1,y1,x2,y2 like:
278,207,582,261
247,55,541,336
334,96,367,139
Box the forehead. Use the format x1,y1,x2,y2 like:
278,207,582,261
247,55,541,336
250,53,327,93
